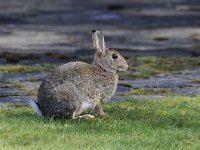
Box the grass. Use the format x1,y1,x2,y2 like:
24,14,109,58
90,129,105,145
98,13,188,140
0,63,58,73
191,79,200,84
1,55,200,149
0,95,200,150
1,56,200,80
120,88,172,96
120,56,200,79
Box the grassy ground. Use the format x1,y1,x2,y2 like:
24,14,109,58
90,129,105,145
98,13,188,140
0,95,200,150
1,56,200,79
191,79,200,84
0,63,58,73
120,56,200,79
120,88,172,96
1,55,200,149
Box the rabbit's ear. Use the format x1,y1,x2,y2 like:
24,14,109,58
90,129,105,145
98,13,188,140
91,30,106,54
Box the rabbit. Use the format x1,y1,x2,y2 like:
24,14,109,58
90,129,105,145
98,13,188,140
3,30,128,119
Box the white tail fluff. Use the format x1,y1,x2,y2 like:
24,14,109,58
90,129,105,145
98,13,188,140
28,100,43,116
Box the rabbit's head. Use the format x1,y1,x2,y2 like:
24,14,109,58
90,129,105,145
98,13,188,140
91,29,128,73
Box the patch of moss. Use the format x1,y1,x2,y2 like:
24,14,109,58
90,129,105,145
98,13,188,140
121,88,172,96
0,92,23,97
118,83,132,88
0,63,59,73
3,52,40,63
24,78,42,82
153,37,169,41
119,56,200,79
191,79,200,84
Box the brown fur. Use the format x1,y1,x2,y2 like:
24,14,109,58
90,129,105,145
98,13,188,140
37,30,128,119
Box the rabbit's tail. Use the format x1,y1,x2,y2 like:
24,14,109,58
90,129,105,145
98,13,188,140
28,100,43,116
1,98,43,116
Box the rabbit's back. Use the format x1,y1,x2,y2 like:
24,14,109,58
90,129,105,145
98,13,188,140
38,61,118,118
41,61,117,87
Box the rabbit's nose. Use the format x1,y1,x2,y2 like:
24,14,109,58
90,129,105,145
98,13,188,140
91,29,96,33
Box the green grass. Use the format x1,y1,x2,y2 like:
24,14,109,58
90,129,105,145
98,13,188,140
1,56,200,80
120,88,172,96
0,63,58,73
191,79,200,84
0,95,200,150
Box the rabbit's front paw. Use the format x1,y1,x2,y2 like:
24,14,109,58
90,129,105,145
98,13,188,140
95,104,107,118
99,112,108,118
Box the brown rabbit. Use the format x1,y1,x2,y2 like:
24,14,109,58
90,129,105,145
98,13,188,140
7,30,128,119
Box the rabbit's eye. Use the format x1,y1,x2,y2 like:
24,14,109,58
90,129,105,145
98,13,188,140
112,53,118,59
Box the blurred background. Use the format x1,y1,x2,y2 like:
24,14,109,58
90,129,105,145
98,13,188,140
0,0,200,61
0,0,200,101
